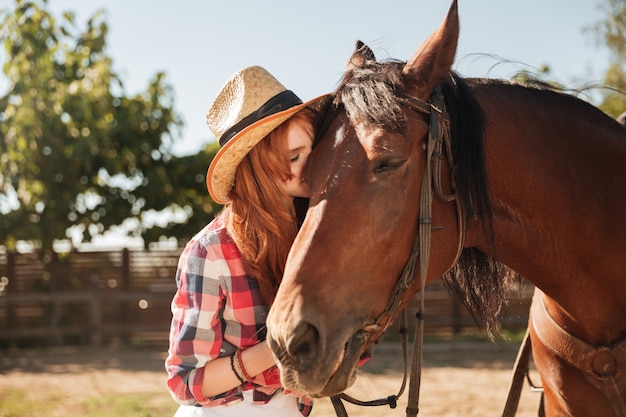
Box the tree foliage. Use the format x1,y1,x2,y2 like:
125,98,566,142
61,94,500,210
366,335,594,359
593,0,626,117
0,1,220,252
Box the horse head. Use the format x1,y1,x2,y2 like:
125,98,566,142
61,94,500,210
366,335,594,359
266,0,468,397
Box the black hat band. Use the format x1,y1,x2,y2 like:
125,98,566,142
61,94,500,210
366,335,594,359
218,90,303,146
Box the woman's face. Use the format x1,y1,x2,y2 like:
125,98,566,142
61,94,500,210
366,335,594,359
278,122,313,199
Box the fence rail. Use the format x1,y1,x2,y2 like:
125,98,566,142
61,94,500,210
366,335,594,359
0,249,533,349
0,249,179,348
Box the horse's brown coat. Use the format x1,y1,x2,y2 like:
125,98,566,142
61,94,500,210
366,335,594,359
267,1,626,415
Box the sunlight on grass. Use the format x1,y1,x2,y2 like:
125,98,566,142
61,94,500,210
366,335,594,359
0,389,179,417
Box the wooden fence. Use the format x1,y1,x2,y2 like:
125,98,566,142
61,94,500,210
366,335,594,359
0,249,180,348
0,249,534,349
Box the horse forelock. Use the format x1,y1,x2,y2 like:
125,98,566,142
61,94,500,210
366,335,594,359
335,60,407,134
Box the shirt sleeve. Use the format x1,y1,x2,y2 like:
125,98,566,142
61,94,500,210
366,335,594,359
165,235,231,406
164,221,307,410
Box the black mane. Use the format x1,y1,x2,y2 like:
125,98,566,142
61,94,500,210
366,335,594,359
332,60,512,335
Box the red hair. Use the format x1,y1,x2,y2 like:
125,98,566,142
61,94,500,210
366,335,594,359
225,109,315,303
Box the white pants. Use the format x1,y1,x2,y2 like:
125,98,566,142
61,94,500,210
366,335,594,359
173,391,302,417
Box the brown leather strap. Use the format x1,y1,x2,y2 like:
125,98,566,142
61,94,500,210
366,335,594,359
531,290,626,416
330,395,349,417
531,291,626,375
331,310,409,415
501,326,533,417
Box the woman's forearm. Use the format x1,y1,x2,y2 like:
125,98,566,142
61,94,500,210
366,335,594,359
201,341,277,397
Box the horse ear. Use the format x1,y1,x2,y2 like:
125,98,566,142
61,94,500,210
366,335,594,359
346,40,377,70
403,0,459,93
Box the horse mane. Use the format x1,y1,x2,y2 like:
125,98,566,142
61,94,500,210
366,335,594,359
334,61,513,336
439,75,513,337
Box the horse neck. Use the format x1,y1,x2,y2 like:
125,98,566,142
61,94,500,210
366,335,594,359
469,82,626,340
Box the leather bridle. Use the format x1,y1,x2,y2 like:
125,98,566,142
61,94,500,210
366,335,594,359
331,85,467,417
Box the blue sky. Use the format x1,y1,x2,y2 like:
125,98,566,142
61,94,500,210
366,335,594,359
1,0,611,157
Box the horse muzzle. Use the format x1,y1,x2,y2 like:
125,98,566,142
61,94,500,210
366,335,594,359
268,321,371,397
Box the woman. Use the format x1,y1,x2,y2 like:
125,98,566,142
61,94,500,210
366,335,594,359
165,66,327,417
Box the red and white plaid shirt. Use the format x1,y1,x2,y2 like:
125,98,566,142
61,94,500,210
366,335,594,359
165,214,313,416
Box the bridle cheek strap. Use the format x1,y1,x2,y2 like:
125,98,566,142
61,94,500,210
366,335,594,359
331,85,465,417
374,85,465,417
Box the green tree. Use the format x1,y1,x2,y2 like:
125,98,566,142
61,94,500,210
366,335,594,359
134,140,221,249
0,0,219,252
593,0,626,116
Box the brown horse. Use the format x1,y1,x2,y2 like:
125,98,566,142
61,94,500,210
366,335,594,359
266,1,626,416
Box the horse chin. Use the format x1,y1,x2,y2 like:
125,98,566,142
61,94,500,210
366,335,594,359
278,330,368,398
314,331,366,397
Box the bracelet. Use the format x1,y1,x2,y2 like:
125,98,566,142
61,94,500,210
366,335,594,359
235,348,254,382
230,352,245,384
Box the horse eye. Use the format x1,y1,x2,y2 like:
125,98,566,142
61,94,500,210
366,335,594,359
374,159,405,174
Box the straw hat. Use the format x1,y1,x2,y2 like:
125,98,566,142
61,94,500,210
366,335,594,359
206,66,328,204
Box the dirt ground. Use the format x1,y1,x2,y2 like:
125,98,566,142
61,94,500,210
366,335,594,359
0,340,543,416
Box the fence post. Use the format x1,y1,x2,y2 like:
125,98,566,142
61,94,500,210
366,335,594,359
6,252,16,347
47,251,63,346
90,270,102,345
452,295,463,335
120,248,131,344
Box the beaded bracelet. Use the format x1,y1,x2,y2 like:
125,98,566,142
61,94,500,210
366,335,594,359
235,348,254,382
229,352,246,384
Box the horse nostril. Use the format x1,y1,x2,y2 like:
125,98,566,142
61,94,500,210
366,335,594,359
287,321,320,363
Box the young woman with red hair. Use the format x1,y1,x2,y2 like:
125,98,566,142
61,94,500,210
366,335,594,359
165,66,326,417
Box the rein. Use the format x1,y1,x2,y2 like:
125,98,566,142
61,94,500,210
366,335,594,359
330,85,466,417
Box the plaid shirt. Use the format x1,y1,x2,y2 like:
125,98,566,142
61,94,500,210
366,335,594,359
165,214,313,416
